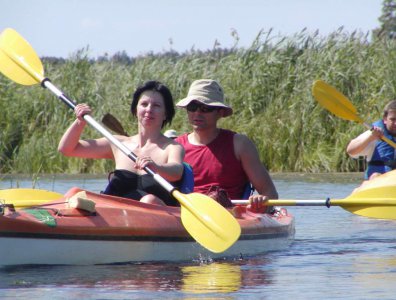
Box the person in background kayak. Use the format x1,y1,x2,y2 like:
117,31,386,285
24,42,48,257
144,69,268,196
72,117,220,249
164,129,178,139
58,80,184,206
347,100,396,180
175,79,278,212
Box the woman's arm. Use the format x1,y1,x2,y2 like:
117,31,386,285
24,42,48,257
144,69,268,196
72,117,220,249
58,104,113,159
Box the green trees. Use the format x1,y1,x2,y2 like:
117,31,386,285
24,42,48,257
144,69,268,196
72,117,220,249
374,0,396,38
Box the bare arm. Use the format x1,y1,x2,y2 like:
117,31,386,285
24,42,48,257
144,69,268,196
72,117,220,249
346,128,382,157
234,134,278,200
135,141,185,182
58,104,113,159
156,142,185,182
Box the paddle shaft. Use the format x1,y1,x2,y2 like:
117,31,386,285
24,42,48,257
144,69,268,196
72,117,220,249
232,199,328,206
232,199,396,206
42,79,174,192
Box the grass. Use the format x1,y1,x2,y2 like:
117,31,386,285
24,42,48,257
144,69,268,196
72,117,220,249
0,28,394,174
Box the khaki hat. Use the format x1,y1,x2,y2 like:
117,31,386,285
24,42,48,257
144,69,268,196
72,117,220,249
176,79,233,117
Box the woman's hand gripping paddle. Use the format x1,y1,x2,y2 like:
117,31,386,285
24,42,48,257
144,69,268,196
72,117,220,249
0,28,241,253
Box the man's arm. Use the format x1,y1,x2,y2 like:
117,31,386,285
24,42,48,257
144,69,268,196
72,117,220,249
234,134,278,200
346,128,381,158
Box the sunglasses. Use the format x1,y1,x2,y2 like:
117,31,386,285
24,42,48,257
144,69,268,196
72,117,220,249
186,102,219,113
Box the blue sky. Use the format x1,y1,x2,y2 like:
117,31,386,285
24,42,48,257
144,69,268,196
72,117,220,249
1,0,383,58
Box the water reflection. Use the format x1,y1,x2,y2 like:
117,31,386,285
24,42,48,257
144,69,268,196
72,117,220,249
0,258,273,293
181,259,273,294
350,254,396,291
181,263,242,293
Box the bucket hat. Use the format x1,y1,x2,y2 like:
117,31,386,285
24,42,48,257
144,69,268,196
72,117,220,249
176,79,233,117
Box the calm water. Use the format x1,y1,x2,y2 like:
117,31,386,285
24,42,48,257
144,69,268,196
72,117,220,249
0,173,395,299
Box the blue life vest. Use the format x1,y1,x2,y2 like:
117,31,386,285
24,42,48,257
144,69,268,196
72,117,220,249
366,120,396,179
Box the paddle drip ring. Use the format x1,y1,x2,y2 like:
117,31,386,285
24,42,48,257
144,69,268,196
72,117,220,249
325,197,331,208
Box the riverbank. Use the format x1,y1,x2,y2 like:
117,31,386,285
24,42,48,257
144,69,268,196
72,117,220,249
0,172,364,192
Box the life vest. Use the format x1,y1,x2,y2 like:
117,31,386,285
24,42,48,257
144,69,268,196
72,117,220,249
366,120,396,179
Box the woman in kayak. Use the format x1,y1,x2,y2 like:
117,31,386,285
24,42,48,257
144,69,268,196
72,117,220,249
58,80,184,206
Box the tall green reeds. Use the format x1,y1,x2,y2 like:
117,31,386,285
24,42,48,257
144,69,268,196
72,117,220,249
1,29,395,174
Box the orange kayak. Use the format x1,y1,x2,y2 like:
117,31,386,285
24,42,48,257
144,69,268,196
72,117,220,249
0,187,295,265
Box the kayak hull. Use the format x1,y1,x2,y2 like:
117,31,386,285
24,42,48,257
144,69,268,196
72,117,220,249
0,234,292,265
0,188,294,265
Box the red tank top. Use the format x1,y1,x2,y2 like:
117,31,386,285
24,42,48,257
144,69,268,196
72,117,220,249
176,129,249,199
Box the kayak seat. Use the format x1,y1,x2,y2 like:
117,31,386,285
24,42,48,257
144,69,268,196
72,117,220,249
242,182,254,199
179,162,194,194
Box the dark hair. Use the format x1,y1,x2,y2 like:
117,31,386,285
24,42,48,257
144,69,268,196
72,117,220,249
131,81,175,128
383,100,396,117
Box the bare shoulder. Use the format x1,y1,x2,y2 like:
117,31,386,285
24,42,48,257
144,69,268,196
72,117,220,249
233,133,257,160
162,137,185,162
168,138,184,152
234,133,255,149
234,132,250,142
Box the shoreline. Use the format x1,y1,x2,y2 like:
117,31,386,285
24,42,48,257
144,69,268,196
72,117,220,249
0,172,364,183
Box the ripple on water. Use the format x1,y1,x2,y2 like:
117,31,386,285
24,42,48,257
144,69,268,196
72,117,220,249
1,173,396,299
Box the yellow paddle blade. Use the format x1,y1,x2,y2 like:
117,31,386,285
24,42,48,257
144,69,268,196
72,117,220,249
337,201,396,220
333,185,396,220
312,80,396,149
312,80,363,123
173,190,241,253
0,28,44,85
0,188,63,208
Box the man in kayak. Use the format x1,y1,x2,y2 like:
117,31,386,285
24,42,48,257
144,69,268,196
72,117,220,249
347,100,396,180
175,79,278,212
58,80,184,206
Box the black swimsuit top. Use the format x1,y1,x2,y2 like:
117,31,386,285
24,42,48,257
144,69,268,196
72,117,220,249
102,169,179,206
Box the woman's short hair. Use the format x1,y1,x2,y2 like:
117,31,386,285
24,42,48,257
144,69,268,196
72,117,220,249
131,81,175,128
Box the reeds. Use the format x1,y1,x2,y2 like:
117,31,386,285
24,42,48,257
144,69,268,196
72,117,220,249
1,28,394,174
